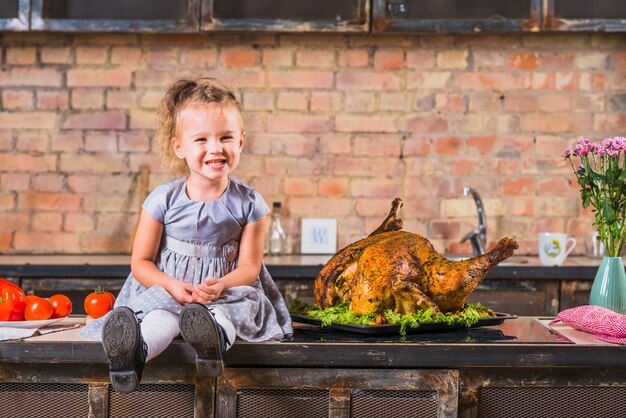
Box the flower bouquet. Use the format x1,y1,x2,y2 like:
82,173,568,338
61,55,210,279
564,137,626,313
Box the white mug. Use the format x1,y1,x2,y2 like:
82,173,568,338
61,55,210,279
538,233,576,266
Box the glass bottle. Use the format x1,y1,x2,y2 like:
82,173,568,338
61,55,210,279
268,202,286,255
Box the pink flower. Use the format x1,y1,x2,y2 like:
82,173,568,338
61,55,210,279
563,147,571,159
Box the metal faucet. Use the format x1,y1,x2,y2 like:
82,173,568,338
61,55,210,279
460,187,487,256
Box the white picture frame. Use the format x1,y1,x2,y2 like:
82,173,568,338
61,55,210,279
300,218,337,254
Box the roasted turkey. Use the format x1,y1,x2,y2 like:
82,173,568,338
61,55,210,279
314,198,518,314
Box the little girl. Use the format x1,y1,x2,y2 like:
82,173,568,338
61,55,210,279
80,77,293,393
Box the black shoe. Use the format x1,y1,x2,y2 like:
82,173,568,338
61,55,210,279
102,306,147,393
179,303,227,377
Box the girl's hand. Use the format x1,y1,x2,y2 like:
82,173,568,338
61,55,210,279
192,278,225,304
168,280,194,305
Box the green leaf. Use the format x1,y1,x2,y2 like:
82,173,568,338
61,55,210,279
601,199,616,224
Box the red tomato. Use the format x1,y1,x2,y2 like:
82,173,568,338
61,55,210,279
84,287,115,319
0,278,26,321
49,294,72,318
24,296,53,321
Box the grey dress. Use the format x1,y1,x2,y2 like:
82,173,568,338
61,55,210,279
81,176,293,342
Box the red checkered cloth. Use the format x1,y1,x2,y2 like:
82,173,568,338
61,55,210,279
550,305,626,345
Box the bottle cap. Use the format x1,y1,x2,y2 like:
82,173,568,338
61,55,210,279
273,201,282,208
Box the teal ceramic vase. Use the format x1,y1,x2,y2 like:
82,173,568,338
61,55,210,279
589,257,626,314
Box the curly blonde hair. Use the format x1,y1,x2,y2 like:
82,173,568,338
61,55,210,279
156,77,243,177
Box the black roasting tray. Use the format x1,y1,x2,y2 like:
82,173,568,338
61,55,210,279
290,313,518,335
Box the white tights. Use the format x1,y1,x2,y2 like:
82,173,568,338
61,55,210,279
140,307,236,363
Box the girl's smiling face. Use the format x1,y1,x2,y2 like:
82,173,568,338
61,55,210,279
171,103,244,194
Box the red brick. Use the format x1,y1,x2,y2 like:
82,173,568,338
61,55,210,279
353,135,401,157
319,178,348,197
0,132,13,151
344,92,377,112
18,192,81,211
508,52,538,70
14,232,82,253
268,70,333,89
63,111,126,130
68,175,100,193
85,132,117,152
498,160,521,176
134,70,179,87
540,52,574,70
430,220,462,239
119,133,150,152
6,47,36,65
336,70,400,90
310,92,342,111
76,46,108,64
537,93,571,112
615,52,626,71
467,135,497,155
284,135,319,157
2,90,33,110
0,212,29,231
435,94,464,112
51,133,82,152
262,48,295,67
336,114,396,133
454,73,527,91
37,91,69,110
374,49,405,70
41,47,72,64
0,112,56,129
433,137,463,155
267,114,332,133
0,68,62,87
403,136,431,156
0,193,15,210
99,175,134,193
288,197,353,216
111,47,143,66
406,51,435,68
501,177,534,195
355,198,396,216
32,212,63,232
220,48,261,67
64,213,95,232
536,177,573,195
338,49,369,67
0,173,30,192
16,133,48,153
79,234,131,253
511,197,535,216
0,232,12,251
67,69,132,87
504,94,537,112
59,153,126,173
404,115,448,133
180,49,218,68
32,174,64,192
107,91,141,109
145,48,178,67
333,156,401,178
0,153,56,172
520,113,592,133
319,134,351,154
351,178,400,198
555,72,579,91
71,89,105,109
530,73,556,90
206,70,265,89
277,92,308,110
296,49,335,67
284,177,316,196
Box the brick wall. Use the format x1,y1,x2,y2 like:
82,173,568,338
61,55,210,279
0,32,624,255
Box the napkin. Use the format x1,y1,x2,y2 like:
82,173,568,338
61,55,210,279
0,324,81,342
550,305,626,345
